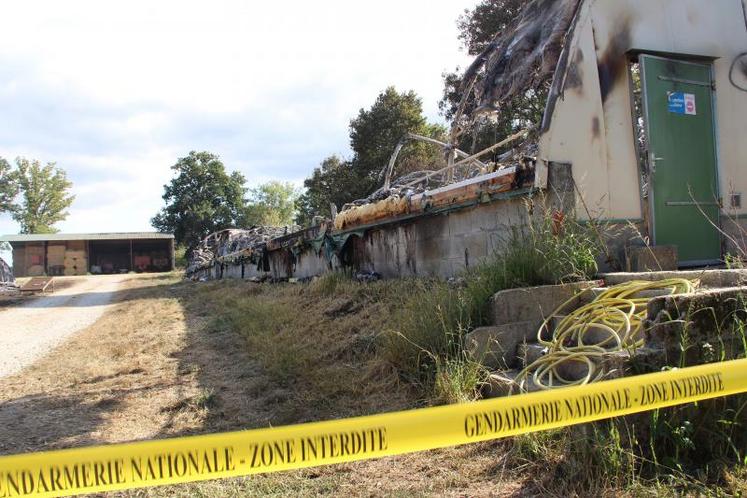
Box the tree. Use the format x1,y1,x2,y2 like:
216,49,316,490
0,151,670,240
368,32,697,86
11,158,74,234
241,181,299,227
295,155,356,226
349,87,446,195
440,0,542,153
296,87,447,225
456,0,529,56
151,151,247,250
0,157,17,213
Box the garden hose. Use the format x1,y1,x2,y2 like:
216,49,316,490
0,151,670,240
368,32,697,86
517,278,698,391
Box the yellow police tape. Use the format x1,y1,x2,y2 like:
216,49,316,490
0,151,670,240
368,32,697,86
1,358,746,497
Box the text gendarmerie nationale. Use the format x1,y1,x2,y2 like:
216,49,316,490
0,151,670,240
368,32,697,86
464,372,724,439
0,447,235,497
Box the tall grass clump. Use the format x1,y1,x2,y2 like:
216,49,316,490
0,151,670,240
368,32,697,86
311,268,355,297
382,203,603,400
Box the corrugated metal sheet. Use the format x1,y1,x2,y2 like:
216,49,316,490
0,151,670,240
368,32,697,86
0,232,174,242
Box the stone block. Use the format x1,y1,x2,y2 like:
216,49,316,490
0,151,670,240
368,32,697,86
552,352,630,382
448,210,476,238
625,245,677,272
465,322,535,369
601,269,747,288
490,281,599,327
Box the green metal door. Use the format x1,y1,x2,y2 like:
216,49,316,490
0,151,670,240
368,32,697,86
640,55,721,265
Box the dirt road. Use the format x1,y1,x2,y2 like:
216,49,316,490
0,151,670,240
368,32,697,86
0,275,127,378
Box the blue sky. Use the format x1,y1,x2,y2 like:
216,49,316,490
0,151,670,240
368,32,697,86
0,0,477,244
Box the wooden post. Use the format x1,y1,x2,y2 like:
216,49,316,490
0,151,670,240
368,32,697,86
129,239,134,272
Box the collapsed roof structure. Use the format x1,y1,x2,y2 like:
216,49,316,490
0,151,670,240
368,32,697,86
189,0,747,280
0,257,13,284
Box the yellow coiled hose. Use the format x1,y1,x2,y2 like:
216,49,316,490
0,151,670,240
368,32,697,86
517,278,698,391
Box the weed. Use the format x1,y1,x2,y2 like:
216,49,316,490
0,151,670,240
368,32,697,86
194,388,217,410
382,203,600,400
433,354,487,405
311,269,355,297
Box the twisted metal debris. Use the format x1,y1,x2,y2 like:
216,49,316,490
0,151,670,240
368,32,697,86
459,0,582,119
187,226,299,275
0,256,17,294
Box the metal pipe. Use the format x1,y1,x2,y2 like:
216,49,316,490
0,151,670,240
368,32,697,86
398,129,529,189
382,133,486,189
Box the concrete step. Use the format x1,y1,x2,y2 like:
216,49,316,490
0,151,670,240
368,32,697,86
465,322,535,369
600,269,747,288
645,286,747,349
552,351,630,383
485,347,666,398
490,281,601,327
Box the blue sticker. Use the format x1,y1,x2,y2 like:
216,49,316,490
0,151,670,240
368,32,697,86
668,92,685,114
667,92,697,115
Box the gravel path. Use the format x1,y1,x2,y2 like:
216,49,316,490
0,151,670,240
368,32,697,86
0,275,127,378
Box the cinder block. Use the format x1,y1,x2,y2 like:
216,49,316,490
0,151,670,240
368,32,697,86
625,246,678,272
490,281,599,327
465,322,535,369
448,210,476,238
601,269,747,288
463,233,489,263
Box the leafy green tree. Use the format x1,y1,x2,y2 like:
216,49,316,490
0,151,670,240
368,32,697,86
296,87,447,225
11,158,75,234
295,155,356,226
241,181,299,227
349,87,446,193
152,151,247,250
0,157,17,213
456,0,528,56
440,0,542,153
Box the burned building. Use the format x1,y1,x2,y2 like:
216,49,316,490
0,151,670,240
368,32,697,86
1,232,175,277
529,0,747,266
189,0,747,281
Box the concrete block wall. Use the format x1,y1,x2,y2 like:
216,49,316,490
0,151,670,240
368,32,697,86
203,195,531,281
348,197,529,279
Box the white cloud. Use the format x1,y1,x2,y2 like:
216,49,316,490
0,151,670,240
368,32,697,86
0,0,476,237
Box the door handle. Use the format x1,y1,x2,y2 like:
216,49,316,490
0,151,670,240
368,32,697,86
665,201,720,207
649,153,664,172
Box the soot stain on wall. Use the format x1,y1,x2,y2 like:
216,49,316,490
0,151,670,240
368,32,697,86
591,116,601,139
597,16,633,102
565,47,586,93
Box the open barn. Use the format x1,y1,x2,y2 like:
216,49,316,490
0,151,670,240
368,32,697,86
0,232,175,277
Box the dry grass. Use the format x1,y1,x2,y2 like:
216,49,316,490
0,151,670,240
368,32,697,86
0,273,522,497
1,272,744,497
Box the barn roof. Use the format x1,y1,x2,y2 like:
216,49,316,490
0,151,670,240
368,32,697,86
0,232,174,242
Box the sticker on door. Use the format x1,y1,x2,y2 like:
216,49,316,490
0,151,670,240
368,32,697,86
667,92,697,115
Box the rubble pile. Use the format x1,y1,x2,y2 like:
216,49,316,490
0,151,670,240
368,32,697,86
0,256,17,294
338,141,539,220
187,226,299,275
341,170,444,212
0,256,13,283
